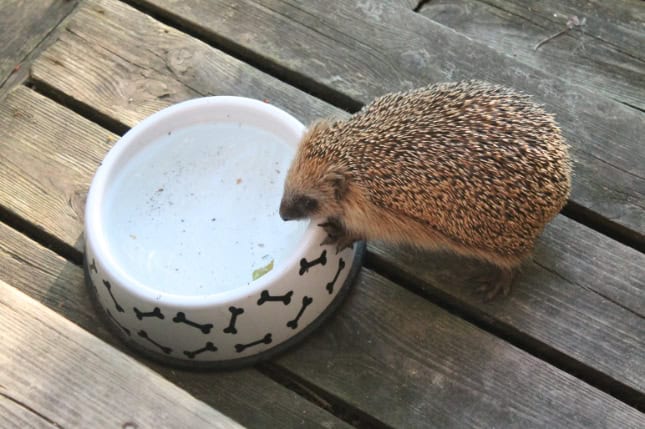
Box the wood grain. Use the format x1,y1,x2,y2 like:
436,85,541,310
369,214,645,394
0,396,58,429
32,0,340,127
276,268,644,428
0,0,77,87
0,86,110,251
0,279,243,428
0,0,641,423
4,220,642,427
121,0,645,243
0,221,355,429
6,0,643,405
471,0,645,62
419,0,645,110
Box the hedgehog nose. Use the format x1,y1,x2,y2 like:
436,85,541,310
279,201,293,221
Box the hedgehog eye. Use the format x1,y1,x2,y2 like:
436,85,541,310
298,196,319,213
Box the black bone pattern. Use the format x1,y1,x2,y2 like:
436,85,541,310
326,258,346,294
235,333,272,353
138,330,172,354
172,312,213,334
223,306,244,334
89,258,98,274
257,290,293,306
134,306,164,320
102,280,124,313
287,296,313,329
184,342,218,359
299,250,327,275
106,309,130,336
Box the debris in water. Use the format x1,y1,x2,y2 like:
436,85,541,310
252,259,274,281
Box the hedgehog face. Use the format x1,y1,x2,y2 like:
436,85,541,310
279,160,349,222
279,119,349,222
279,169,347,221
279,194,319,221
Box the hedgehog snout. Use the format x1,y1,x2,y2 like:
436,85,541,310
279,199,296,221
279,195,319,221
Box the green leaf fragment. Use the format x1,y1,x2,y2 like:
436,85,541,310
252,259,274,281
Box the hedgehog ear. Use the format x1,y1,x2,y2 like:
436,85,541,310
325,170,348,201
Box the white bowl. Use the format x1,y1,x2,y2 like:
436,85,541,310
84,97,364,368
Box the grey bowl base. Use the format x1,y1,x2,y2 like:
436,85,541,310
84,241,365,370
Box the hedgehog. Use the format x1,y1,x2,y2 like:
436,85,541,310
279,81,571,299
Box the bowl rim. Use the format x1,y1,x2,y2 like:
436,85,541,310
85,96,320,308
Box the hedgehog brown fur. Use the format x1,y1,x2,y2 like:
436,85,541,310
279,81,572,299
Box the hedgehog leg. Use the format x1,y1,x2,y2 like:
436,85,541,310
319,217,359,253
333,235,357,253
474,267,516,301
319,217,344,244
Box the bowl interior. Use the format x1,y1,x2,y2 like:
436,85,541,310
95,98,308,297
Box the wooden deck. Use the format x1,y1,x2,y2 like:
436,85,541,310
1,0,643,427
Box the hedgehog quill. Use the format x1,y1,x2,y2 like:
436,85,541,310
279,81,571,299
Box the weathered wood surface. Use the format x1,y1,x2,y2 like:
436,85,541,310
0,0,77,88
0,279,243,429
275,268,645,428
466,0,645,62
2,171,643,429
0,397,58,429
4,220,643,429
419,0,645,110
0,0,642,425
369,215,645,394
34,0,338,127
0,218,359,427
21,0,645,398
125,0,645,244
0,223,355,429
0,0,640,421
0,84,109,251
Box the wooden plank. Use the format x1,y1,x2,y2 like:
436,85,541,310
31,1,338,127
0,85,110,251
15,0,342,251
4,225,642,429
4,178,640,427
0,397,57,429
472,0,645,62
0,222,355,429
369,215,645,392
121,0,645,243
0,279,243,429
418,0,645,110
12,0,643,402
273,268,645,428
0,0,77,87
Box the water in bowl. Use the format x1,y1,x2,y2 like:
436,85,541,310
103,122,307,296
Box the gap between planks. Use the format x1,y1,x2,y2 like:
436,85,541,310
257,363,393,429
6,78,644,412
110,0,643,253
25,63,645,255
0,280,244,428
0,0,81,98
11,0,644,414
119,0,363,113
363,250,645,411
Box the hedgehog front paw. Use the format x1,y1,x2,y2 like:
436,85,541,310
318,218,358,253
318,217,344,242
333,235,357,254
